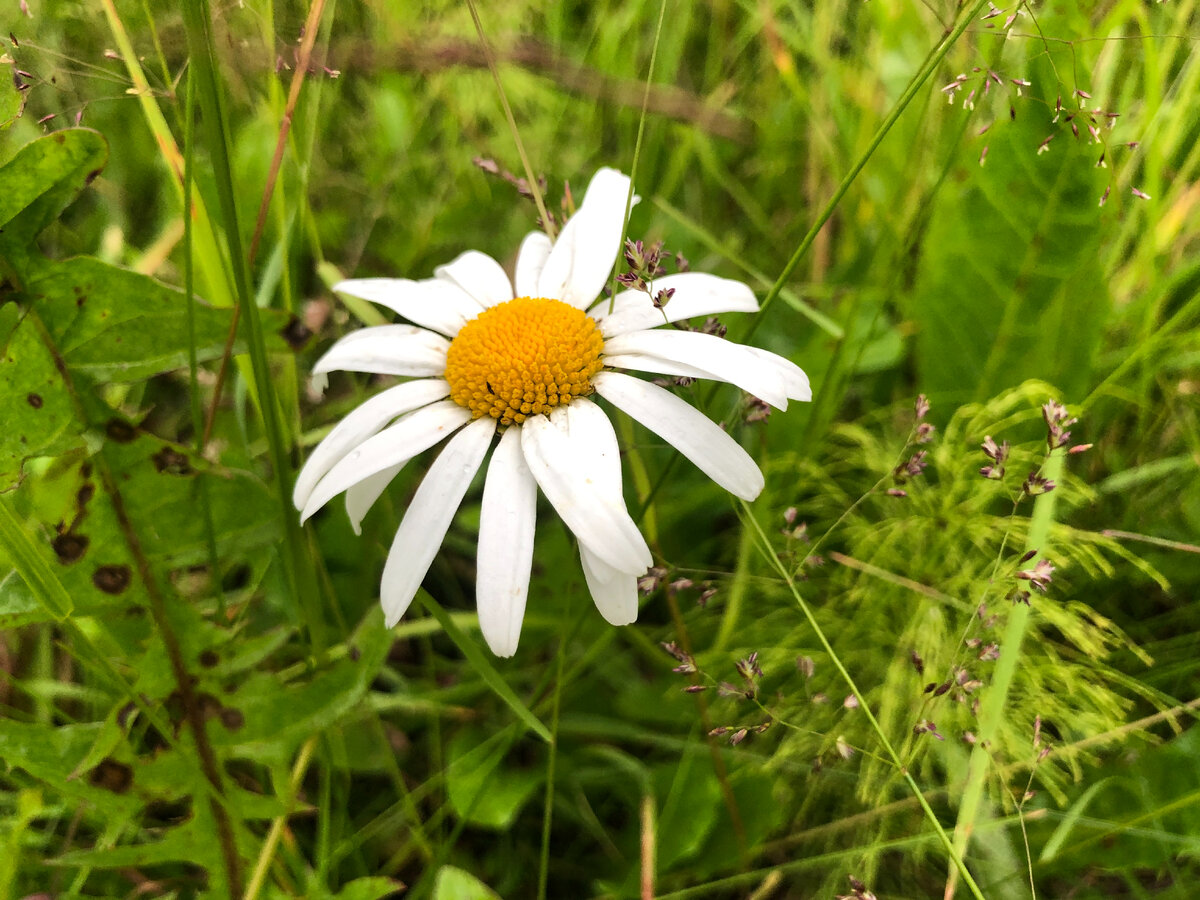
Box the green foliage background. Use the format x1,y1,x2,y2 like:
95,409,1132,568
0,0,1197,897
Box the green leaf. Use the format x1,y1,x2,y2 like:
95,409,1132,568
0,129,107,251
0,427,279,628
446,729,542,830
210,609,392,764
0,303,83,488
333,877,408,900
22,256,300,381
909,80,1108,407
432,865,502,900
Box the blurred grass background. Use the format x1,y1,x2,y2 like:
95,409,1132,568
1,0,1199,897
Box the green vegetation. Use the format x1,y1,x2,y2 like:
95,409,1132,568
1,0,1197,897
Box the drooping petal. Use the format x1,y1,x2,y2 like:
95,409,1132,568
301,400,471,522
312,325,450,378
744,346,812,401
520,412,652,575
514,231,553,299
345,463,402,535
589,273,759,337
593,371,764,501
579,546,639,625
435,250,514,309
476,426,537,657
380,416,497,627
537,168,636,310
333,278,483,337
602,330,790,409
293,379,451,510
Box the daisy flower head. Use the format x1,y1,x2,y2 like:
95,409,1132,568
295,168,810,656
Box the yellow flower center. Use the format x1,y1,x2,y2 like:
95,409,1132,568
444,297,605,426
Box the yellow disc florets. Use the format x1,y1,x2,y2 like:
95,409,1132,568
444,297,605,425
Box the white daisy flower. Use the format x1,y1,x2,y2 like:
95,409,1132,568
295,168,810,656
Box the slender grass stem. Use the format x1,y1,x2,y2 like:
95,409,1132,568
738,499,987,900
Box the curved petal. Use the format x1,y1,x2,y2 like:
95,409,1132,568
345,463,402,535
602,352,712,382
579,545,639,625
515,231,553,299
745,346,812,402
590,274,759,337
380,416,497,627
476,426,537,657
602,330,789,409
435,250,514,309
312,325,449,378
520,412,652,575
593,371,764,501
538,168,636,309
301,400,471,522
333,278,483,337
293,379,451,510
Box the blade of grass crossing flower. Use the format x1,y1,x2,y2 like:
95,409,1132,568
947,448,1066,897
181,0,325,648
737,499,987,900
416,590,553,744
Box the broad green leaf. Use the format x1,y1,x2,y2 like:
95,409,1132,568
0,303,82,488
0,129,107,249
22,256,301,381
0,426,279,628
909,75,1109,407
432,865,502,900
446,729,542,830
333,877,409,900
210,609,392,764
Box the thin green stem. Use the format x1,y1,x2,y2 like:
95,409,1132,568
737,499,987,900
536,643,566,900
948,449,1065,894
465,0,555,240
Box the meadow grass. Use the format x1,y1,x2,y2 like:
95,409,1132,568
0,0,1198,897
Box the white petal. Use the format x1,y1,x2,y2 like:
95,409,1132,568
561,399,622,494
380,416,496,627
435,250,514,309
520,413,652,575
301,400,470,522
590,273,759,337
593,371,764,501
476,426,537,657
515,231,553,299
292,379,451,510
602,330,789,409
345,463,402,535
745,347,812,401
333,278,483,337
312,325,449,378
538,168,637,309
579,545,639,626
602,352,713,382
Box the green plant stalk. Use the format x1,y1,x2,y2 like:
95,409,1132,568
949,448,1066,887
536,642,566,900
181,0,325,649
747,0,992,339
182,67,224,614
738,499,987,900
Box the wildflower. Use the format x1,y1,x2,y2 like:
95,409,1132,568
295,169,810,655
1017,558,1055,592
